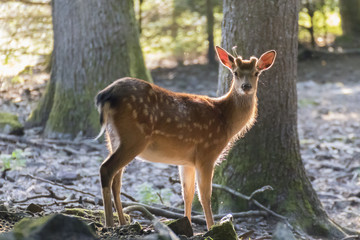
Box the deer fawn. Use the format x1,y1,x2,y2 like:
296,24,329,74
95,46,276,230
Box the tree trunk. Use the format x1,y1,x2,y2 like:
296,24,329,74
214,1,347,238
138,0,144,34
206,0,216,65
27,0,151,138
305,1,317,48
339,0,360,38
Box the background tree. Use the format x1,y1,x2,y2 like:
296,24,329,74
205,0,216,65
26,0,151,138
339,0,360,46
214,0,348,238
186,0,219,65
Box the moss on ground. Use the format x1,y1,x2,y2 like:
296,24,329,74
203,220,238,240
62,208,131,226
0,112,23,135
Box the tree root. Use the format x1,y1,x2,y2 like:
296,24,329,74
213,184,360,240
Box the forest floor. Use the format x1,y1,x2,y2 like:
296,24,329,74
0,53,359,239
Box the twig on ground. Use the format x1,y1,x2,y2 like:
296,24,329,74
254,236,272,240
212,183,287,221
14,196,96,208
122,201,266,225
43,138,104,151
0,133,102,153
124,205,180,240
20,173,137,202
124,201,202,215
341,236,360,240
249,185,273,200
123,202,206,224
238,230,255,239
1,168,11,179
156,192,164,205
20,174,97,197
198,210,267,221
212,183,297,234
12,187,66,203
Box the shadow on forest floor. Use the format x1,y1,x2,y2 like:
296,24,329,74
0,53,359,239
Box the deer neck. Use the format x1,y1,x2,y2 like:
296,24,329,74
215,81,258,138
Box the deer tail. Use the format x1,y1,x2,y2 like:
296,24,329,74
94,88,113,141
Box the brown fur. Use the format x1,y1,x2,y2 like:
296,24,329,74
95,46,276,230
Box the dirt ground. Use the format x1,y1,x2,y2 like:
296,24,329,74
0,53,359,239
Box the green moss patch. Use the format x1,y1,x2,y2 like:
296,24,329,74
203,220,238,240
0,112,24,135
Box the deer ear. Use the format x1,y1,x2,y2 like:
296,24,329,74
257,50,276,71
215,46,235,70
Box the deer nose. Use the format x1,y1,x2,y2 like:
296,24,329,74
241,83,252,91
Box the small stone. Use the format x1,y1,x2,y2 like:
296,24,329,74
318,108,329,115
57,171,80,184
12,214,97,240
0,204,9,218
203,218,237,240
315,154,334,160
166,217,193,237
26,203,44,213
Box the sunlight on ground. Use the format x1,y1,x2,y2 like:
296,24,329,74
0,1,52,79
322,112,360,122
0,55,40,78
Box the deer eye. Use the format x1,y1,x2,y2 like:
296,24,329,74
254,72,259,77
234,72,238,76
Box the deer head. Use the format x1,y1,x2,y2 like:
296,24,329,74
216,46,276,95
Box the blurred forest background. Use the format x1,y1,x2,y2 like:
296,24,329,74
0,0,360,239
1,0,358,78
1,0,359,132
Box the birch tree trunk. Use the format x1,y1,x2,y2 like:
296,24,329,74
214,1,348,238
27,0,151,138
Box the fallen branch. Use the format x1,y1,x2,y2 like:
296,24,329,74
212,183,287,221
20,173,137,202
0,133,102,153
121,201,266,225
0,133,59,150
124,205,180,240
12,188,65,203
123,202,205,225
15,196,98,208
212,183,298,235
198,210,267,221
341,236,360,240
43,138,104,152
1,168,11,179
122,201,200,216
249,185,273,200
20,174,97,197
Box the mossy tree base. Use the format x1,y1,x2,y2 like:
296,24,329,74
26,0,151,138
213,1,354,239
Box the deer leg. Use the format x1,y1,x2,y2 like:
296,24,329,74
100,139,147,227
179,165,196,224
196,164,215,230
112,168,126,225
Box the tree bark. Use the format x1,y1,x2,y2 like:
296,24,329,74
206,0,216,65
339,0,360,38
27,0,151,138
214,1,347,238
